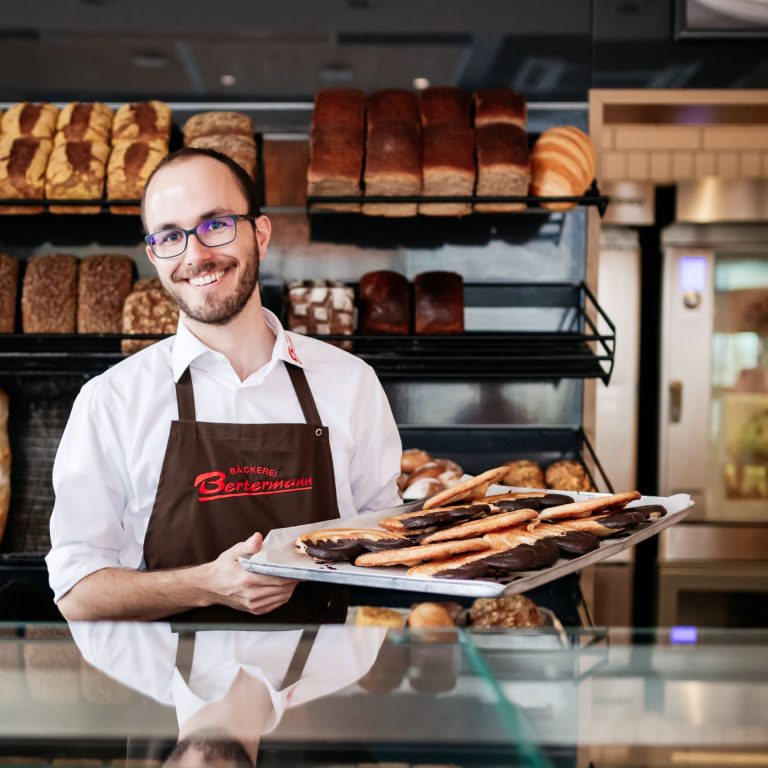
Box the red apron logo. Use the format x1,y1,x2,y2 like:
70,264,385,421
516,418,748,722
286,333,302,364
193,469,313,503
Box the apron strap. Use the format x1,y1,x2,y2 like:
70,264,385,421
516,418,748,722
285,363,322,426
175,367,196,422
172,629,314,688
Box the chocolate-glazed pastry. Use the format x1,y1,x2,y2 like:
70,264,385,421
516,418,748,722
554,531,600,557
496,493,573,512
296,527,410,563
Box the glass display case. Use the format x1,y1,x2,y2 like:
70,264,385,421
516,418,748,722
0,621,766,768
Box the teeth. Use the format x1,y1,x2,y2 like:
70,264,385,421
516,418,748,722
189,269,226,287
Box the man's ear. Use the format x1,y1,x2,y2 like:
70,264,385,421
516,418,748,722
253,215,272,260
146,245,157,267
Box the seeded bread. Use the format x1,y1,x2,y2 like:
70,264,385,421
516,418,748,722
183,111,253,144
187,134,257,180
77,254,134,333
21,254,78,333
121,286,178,353
0,253,19,332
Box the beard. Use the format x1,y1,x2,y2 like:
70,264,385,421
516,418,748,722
164,243,260,326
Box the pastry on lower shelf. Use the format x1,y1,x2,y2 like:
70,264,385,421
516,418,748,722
77,254,134,333
502,459,545,489
0,253,19,333
21,253,78,333
469,595,543,628
544,458,594,492
0,137,53,213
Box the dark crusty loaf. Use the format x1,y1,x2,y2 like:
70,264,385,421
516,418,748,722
414,271,464,334
111,101,171,143
358,270,410,335
121,285,179,353
77,254,134,333
183,111,253,144
54,103,113,145
107,139,168,214
22,254,78,333
308,89,365,212
419,86,471,128
1,102,59,139
367,89,421,126
419,124,475,217
0,253,19,333
45,141,111,214
473,89,527,129
474,123,530,212
0,137,53,213
187,134,257,180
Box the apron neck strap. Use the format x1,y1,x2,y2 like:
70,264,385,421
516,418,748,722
285,363,322,425
175,363,322,425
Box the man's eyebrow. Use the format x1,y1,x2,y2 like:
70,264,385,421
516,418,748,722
152,208,231,232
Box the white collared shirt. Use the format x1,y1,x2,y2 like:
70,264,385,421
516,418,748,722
46,309,402,602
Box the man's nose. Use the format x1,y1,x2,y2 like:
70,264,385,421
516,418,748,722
184,231,215,264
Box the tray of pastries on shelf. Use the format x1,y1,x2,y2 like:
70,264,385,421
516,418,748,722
307,86,598,216
240,467,694,598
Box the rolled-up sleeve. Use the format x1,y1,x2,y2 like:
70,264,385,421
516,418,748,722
46,380,132,602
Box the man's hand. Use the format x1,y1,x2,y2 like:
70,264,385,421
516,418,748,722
200,532,299,615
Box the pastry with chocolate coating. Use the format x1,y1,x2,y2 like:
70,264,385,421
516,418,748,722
421,466,509,510
355,537,490,568
295,528,410,563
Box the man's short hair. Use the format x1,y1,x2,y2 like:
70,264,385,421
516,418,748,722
163,729,254,767
141,147,261,231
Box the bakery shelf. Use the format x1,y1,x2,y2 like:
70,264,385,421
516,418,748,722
397,424,613,493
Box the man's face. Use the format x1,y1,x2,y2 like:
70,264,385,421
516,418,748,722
143,156,271,326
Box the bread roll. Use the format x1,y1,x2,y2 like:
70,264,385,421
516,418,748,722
358,270,410,334
407,602,455,629
0,388,10,546
419,124,474,216
183,111,253,144
0,102,59,140
111,101,171,143
530,126,596,211
0,137,53,213
419,86,471,127
545,459,593,492
401,448,432,474
502,459,545,488
354,606,404,629
414,271,464,334
0,253,19,333
121,286,179,353
187,134,257,180
45,141,110,214
54,102,113,145
311,88,365,134
21,254,78,333
469,595,542,628
107,139,168,213
473,89,526,128
77,254,134,333
474,123,530,212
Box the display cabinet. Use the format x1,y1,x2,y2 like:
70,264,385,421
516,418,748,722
0,100,611,619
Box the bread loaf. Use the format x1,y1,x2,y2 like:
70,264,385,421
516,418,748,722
187,134,257,180
364,90,422,217
111,101,171,143
0,137,53,213
308,89,365,212
419,125,475,216
0,253,19,332
45,141,110,214
502,459,545,488
0,388,10,546
358,270,410,334
473,89,526,128
107,139,167,213
419,86,471,127
0,102,59,140
530,126,596,211
121,286,178,353
183,111,253,144
286,279,354,349
414,271,464,334
474,123,530,212
54,103,113,145
545,459,594,492
21,254,78,333
77,254,134,333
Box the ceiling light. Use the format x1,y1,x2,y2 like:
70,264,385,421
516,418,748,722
132,52,168,70
413,77,430,90
220,74,237,87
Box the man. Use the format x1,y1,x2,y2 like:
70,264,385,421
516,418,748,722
47,147,402,622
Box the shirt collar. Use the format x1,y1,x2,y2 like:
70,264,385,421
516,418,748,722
171,308,316,383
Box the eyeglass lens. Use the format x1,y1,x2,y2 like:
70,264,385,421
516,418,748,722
151,216,238,258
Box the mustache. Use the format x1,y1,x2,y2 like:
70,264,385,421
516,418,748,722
172,257,237,283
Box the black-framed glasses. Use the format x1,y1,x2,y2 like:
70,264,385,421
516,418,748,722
145,214,257,259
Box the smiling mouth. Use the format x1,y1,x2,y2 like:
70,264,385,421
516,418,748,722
188,269,227,287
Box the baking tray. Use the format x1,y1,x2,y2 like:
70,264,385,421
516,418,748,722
240,486,694,598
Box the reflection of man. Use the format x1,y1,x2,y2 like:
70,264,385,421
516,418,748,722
47,148,401,623
70,622,388,766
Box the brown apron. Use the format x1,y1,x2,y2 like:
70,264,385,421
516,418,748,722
143,361,348,624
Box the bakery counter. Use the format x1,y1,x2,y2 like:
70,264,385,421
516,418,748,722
0,622,766,768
